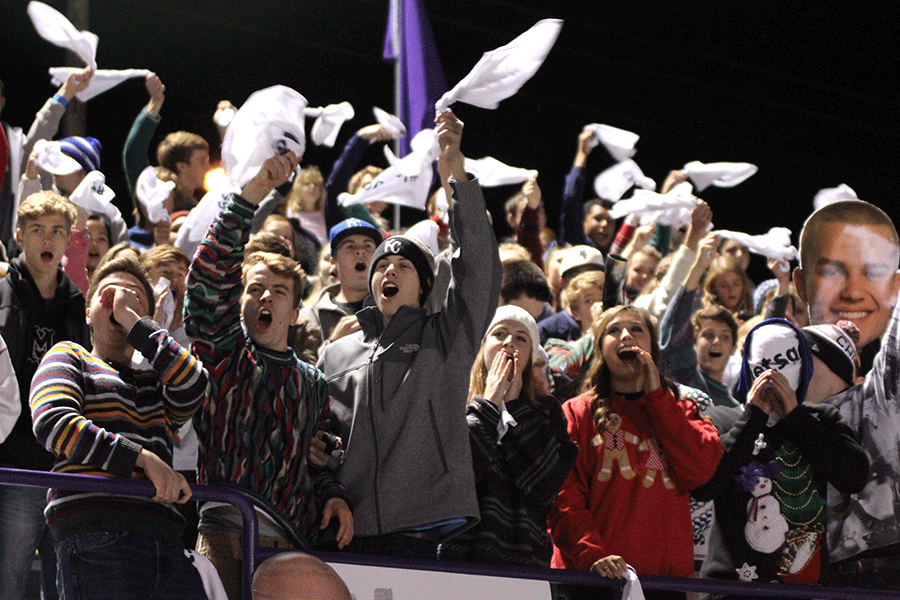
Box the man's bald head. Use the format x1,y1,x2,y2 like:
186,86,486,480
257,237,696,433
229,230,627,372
253,553,351,600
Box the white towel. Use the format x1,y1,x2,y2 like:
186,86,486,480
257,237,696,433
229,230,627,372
682,160,758,192
584,124,640,162
49,68,151,102
436,19,562,112
464,156,537,187
28,1,98,70
136,166,174,224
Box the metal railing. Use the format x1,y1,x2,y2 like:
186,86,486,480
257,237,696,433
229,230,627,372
2,467,895,600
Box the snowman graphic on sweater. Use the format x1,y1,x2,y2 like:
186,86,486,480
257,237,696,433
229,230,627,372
739,461,788,554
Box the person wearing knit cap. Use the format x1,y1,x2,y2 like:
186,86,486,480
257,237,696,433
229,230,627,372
438,305,576,567
802,320,860,403
299,218,383,356
317,110,502,558
695,318,868,589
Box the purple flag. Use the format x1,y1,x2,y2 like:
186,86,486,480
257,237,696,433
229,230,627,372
383,0,447,157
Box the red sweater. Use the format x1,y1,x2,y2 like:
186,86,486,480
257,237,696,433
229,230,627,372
549,387,721,576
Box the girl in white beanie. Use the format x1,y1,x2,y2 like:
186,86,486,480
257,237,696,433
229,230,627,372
438,305,577,567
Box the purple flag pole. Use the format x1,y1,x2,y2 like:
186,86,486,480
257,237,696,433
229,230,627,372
383,0,448,228
384,0,447,157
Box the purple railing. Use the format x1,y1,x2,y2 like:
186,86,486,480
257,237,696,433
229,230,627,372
2,467,895,600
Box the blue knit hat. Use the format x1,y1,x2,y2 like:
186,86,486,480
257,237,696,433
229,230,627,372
58,137,102,172
328,218,382,254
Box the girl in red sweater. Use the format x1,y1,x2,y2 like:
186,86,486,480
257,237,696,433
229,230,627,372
549,305,722,592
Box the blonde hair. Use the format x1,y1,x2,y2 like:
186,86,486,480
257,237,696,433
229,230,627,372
703,256,753,315
17,191,77,230
563,270,605,314
348,166,383,195
467,327,541,410
286,165,326,213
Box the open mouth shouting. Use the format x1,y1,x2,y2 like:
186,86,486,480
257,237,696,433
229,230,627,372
40,250,54,263
354,261,367,272
257,309,274,331
382,283,399,298
617,346,638,360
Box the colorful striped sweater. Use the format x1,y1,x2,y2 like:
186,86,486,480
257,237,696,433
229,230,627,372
30,317,208,545
184,193,348,547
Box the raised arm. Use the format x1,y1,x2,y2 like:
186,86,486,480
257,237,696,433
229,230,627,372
122,73,165,197
434,111,501,351
184,152,299,353
322,125,387,231
558,130,594,246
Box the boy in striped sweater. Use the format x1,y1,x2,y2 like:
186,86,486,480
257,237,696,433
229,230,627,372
30,256,210,598
185,151,352,600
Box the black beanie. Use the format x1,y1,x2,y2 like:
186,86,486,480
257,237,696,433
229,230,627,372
368,235,435,304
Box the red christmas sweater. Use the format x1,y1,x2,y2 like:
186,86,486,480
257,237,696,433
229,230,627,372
549,386,722,576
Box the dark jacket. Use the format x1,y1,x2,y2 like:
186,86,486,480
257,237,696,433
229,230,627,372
0,257,89,469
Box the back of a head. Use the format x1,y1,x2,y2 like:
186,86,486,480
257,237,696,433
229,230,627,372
252,552,351,600
501,259,552,304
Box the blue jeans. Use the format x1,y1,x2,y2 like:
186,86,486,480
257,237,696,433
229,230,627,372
56,532,206,600
0,485,57,600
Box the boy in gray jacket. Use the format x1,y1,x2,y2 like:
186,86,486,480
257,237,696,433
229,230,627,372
317,110,502,558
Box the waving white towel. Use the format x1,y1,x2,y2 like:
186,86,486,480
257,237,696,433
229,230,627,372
435,19,562,112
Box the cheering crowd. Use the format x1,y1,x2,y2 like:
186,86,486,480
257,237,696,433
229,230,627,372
1,27,899,600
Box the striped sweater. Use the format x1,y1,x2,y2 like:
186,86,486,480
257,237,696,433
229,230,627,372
30,317,208,545
438,396,578,567
184,194,348,547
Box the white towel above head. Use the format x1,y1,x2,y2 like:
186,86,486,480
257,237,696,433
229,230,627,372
464,156,537,187
136,166,174,225
435,19,563,113
339,164,433,211
33,139,82,176
682,160,758,192
593,159,656,202
28,1,98,70
49,68,152,102
813,183,858,211
67,170,120,223
583,124,639,162
383,128,440,178
373,107,407,139
307,102,355,147
173,182,240,259
608,189,698,222
221,85,309,189
716,227,798,266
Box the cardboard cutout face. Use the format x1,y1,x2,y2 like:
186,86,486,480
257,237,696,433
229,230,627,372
795,221,900,350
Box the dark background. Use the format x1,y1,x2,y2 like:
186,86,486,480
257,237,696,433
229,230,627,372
3,0,898,278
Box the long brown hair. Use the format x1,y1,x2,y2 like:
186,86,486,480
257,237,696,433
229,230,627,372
582,305,679,435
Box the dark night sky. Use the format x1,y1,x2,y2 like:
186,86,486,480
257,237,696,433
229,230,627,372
3,0,898,278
